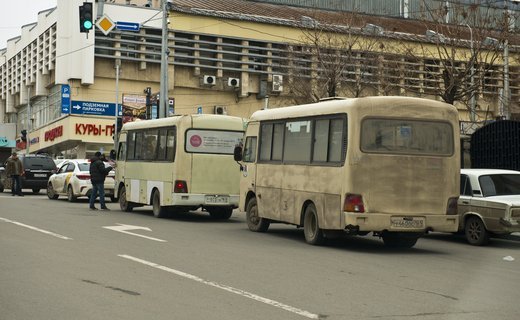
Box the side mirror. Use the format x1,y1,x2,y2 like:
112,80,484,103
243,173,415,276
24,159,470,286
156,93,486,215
110,149,116,161
233,146,243,161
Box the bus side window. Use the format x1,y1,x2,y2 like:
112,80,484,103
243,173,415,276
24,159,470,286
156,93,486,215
243,137,257,163
117,143,125,161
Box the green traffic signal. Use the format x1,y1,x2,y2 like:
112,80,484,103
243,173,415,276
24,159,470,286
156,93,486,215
83,20,93,30
79,2,93,33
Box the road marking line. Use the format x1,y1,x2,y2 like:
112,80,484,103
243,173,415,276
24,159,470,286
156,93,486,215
0,217,73,240
103,224,166,242
119,254,319,319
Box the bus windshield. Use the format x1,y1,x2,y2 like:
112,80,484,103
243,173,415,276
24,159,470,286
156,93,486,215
360,118,453,156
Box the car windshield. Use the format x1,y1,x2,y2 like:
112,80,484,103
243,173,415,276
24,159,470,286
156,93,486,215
478,174,520,197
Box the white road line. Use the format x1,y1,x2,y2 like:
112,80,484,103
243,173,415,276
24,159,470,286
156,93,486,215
0,217,73,240
119,254,319,319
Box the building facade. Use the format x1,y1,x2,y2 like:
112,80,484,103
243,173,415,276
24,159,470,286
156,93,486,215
1,0,519,160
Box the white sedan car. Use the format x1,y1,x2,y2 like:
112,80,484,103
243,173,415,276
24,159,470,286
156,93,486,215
47,159,116,202
459,169,520,245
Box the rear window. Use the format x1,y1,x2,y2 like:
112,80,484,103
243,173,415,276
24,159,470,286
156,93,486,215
78,163,90,171
22,157,56,170
361,118,454,156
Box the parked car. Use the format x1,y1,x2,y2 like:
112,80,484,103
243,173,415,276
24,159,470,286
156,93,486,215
47,159,116,202
458,169,520,245
0,153,57,193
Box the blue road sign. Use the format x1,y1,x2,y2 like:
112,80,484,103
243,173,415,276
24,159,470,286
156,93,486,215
71,100,116,116
61,85,71,114
115,21,140,32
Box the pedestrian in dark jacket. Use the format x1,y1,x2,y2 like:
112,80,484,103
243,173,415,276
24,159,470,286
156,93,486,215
89,152,113,210
5,152,24,196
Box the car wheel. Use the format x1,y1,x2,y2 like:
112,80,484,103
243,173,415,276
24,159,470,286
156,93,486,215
152,190,167,218
303,204,326,245
67,185,77,202
246,198,270,232
47,183,59,200
208,207,233,220
465,216,490,246
118,185,134,212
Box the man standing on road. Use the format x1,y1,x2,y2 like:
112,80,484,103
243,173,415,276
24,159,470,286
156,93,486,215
89,151,113,210
5,152,24,196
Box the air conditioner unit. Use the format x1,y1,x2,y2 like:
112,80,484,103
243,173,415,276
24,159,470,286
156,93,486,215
203,75,216,85
214,106,227,115
272,75,283,93
227,78,240,88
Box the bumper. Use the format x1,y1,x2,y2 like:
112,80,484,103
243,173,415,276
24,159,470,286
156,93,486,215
498,218,520,233
344,212,459,233
171,193,239,207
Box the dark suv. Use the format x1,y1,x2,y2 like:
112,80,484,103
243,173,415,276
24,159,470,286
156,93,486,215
0,154,57,193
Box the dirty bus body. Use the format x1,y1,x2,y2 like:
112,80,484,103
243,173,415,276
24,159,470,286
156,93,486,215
115,114,245,219
236,97,460,248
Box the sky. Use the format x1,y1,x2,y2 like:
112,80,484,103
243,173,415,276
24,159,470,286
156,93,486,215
0,0,57,49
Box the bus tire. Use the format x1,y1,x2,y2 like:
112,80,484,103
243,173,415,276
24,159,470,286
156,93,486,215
246,198,269,232
152,190,167,218
382,233,419,248
208,207,233,220
119,186,134,212
464,216,489,246
303,204,325,245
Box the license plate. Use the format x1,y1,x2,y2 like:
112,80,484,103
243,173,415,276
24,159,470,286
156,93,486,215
391,217,425,229
205,195,229,204
34,174,47,178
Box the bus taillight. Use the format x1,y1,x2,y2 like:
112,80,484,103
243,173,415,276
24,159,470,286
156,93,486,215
174,180,188,193
446,197,458,215
344,194,365,213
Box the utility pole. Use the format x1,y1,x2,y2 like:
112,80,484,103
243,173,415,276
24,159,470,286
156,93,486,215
159,0,169,119
465,23,476,122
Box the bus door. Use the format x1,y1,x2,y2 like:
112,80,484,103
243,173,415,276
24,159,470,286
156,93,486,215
240,126,259,207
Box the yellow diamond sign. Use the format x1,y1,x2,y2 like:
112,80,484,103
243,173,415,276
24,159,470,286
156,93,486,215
96,15,115,35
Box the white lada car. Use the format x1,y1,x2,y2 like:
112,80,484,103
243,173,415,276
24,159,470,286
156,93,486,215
459,169,520,245
47,159,116,202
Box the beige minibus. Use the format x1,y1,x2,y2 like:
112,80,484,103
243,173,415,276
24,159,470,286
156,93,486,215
115,114,245,219
234,97,460,248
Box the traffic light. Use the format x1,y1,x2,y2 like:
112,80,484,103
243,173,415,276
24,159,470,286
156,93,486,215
79,2,94,33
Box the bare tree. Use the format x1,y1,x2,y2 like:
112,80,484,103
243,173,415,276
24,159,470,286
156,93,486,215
284,13,394,104
398,2,508,119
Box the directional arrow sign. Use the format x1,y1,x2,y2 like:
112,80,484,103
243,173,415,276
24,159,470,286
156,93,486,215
115,21,140,32
103,224,166,242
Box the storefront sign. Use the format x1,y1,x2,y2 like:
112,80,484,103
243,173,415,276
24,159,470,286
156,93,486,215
75,123,114,137
45,126,64,141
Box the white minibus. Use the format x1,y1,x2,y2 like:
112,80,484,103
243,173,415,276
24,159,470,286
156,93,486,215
116,114,245,219
234,97,460,248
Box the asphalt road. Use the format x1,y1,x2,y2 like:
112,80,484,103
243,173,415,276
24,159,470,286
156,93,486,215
1,193,519,320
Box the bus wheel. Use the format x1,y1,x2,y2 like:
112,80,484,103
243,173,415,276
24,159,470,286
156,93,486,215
465,216,489,246
152,190,167,218
119,186,134,212
246,198,269,232
67,186,77,202
208,207,233,220
303,204,325,245
382,233,419,248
